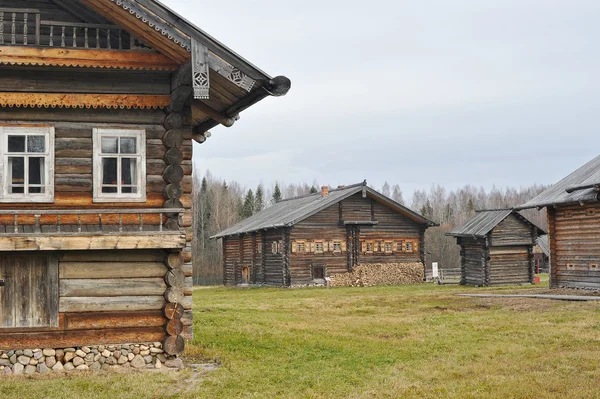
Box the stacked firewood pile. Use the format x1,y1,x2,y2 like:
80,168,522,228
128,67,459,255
329,263,424,287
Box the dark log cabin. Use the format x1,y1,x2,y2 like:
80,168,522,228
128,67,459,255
449,210,544,286
0,0,289,360
518,154,600,290
213,183,436,287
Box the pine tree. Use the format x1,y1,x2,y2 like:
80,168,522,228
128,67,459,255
241,189,255,218
255,184,264,212
309,186,318,194
272,183,282,204
382,181,391,197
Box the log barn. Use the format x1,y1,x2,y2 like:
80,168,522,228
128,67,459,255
0,0,289,366
213,183,436,287
518,154,600,290
449,209,544,286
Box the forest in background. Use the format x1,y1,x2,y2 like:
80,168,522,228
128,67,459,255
192,170,549,285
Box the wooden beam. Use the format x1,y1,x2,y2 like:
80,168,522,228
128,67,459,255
0,93,170,110
60,296,165,312
191,100,237,127
0,233,186,251
0,46,178,70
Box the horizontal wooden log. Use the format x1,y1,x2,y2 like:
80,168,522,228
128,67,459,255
181,295,192,310
60,261,167,279
60,296,165,312
163,128,186,148
182,262,193,277
163,164,184,183
163,303,184,320
165,287,184,303
163,113,183,130
184,277,193,296
60,278,168,297
0,327,166,351
182,248,192,263
65,310,165,330
61,250,166,263
166,252,184,270
164,335,185,355
165,269,185,288
0,234,186,252
181,310,193,326
166,318,184,336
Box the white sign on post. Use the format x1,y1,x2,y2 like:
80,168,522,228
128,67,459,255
432,262,439,278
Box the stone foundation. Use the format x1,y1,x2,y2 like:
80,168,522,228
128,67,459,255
0,342,183,375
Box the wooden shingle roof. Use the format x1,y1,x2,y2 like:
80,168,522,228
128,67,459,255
449,209,545,238
213,183,436,239
518,154,600,209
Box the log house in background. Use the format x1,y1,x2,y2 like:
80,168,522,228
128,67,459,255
518,154,600,289
213,182,436,287
448,210,545,286
0,0,290,356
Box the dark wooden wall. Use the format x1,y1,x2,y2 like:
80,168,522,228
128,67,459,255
550,203,600,289
0,250,173,350
459,237,486,286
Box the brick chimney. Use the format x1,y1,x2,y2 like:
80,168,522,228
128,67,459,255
321,186,329,197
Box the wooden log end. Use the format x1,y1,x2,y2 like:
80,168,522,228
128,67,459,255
162,302,184,320
165,318,184,336
165,252,184,270
163,335,185,355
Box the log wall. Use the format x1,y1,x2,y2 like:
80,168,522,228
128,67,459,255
490,214,535,246
459,237,486,286
551,203,600,289
0,250,169,350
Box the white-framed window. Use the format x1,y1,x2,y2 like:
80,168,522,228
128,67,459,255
333,241,342,253
315,242,324,253
93,128,146,202
297,242,306,253
0,126,54,203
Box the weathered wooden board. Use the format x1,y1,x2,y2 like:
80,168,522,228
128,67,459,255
0,254,59,328
60,278,167,297
0,234,186,252
0,327,166,351
60,261,167,279
65,311,165,330
59,296,165,312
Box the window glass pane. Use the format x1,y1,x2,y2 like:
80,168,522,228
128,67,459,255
29,187,45,194
102,187,118,194
102,158,118,185
120,137,137,154
121,158,137,185
101,138,118,154
8,136,25,153
122,187,138,194
8,157,24,185
29,157,45,185
27,136,45,153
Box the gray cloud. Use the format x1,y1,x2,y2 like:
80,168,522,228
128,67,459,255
168,0,600,193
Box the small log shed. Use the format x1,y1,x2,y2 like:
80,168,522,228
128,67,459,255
518,154,600,290
213,182,436,287
448,209,545,286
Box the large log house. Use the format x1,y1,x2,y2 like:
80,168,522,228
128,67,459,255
0,0,290,363
213,183,436,287
518,154,600,290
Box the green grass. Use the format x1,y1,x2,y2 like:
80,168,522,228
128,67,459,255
3,279,600,398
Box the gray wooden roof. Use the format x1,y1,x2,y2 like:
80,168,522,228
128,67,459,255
449,210,513,238
213,183,436,239
518,154,600,209
536,235,550,256
449,209,544,238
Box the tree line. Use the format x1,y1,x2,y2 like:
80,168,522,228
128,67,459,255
192,170,548,285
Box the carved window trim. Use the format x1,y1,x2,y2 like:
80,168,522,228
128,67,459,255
365,241,374,254
384,242,393,254
406,241,414,253
0,126,55,203
271,241,279,255
93,128,146,203
333,241,342,253
315,241,324,254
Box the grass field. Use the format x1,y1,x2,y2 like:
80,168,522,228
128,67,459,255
2,279,600,398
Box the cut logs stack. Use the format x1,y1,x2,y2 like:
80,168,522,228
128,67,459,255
163,252,185,356
329,263,424,287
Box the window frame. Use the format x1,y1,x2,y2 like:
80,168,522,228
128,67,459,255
93,128,146,203
314,241,324,254
0,126,55,203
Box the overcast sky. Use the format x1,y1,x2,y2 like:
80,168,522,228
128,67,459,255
164,0,600,194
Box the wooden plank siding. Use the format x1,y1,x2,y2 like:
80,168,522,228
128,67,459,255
0,249,169,350
490,214,535,246
459,237,486,286
551,203,600,289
